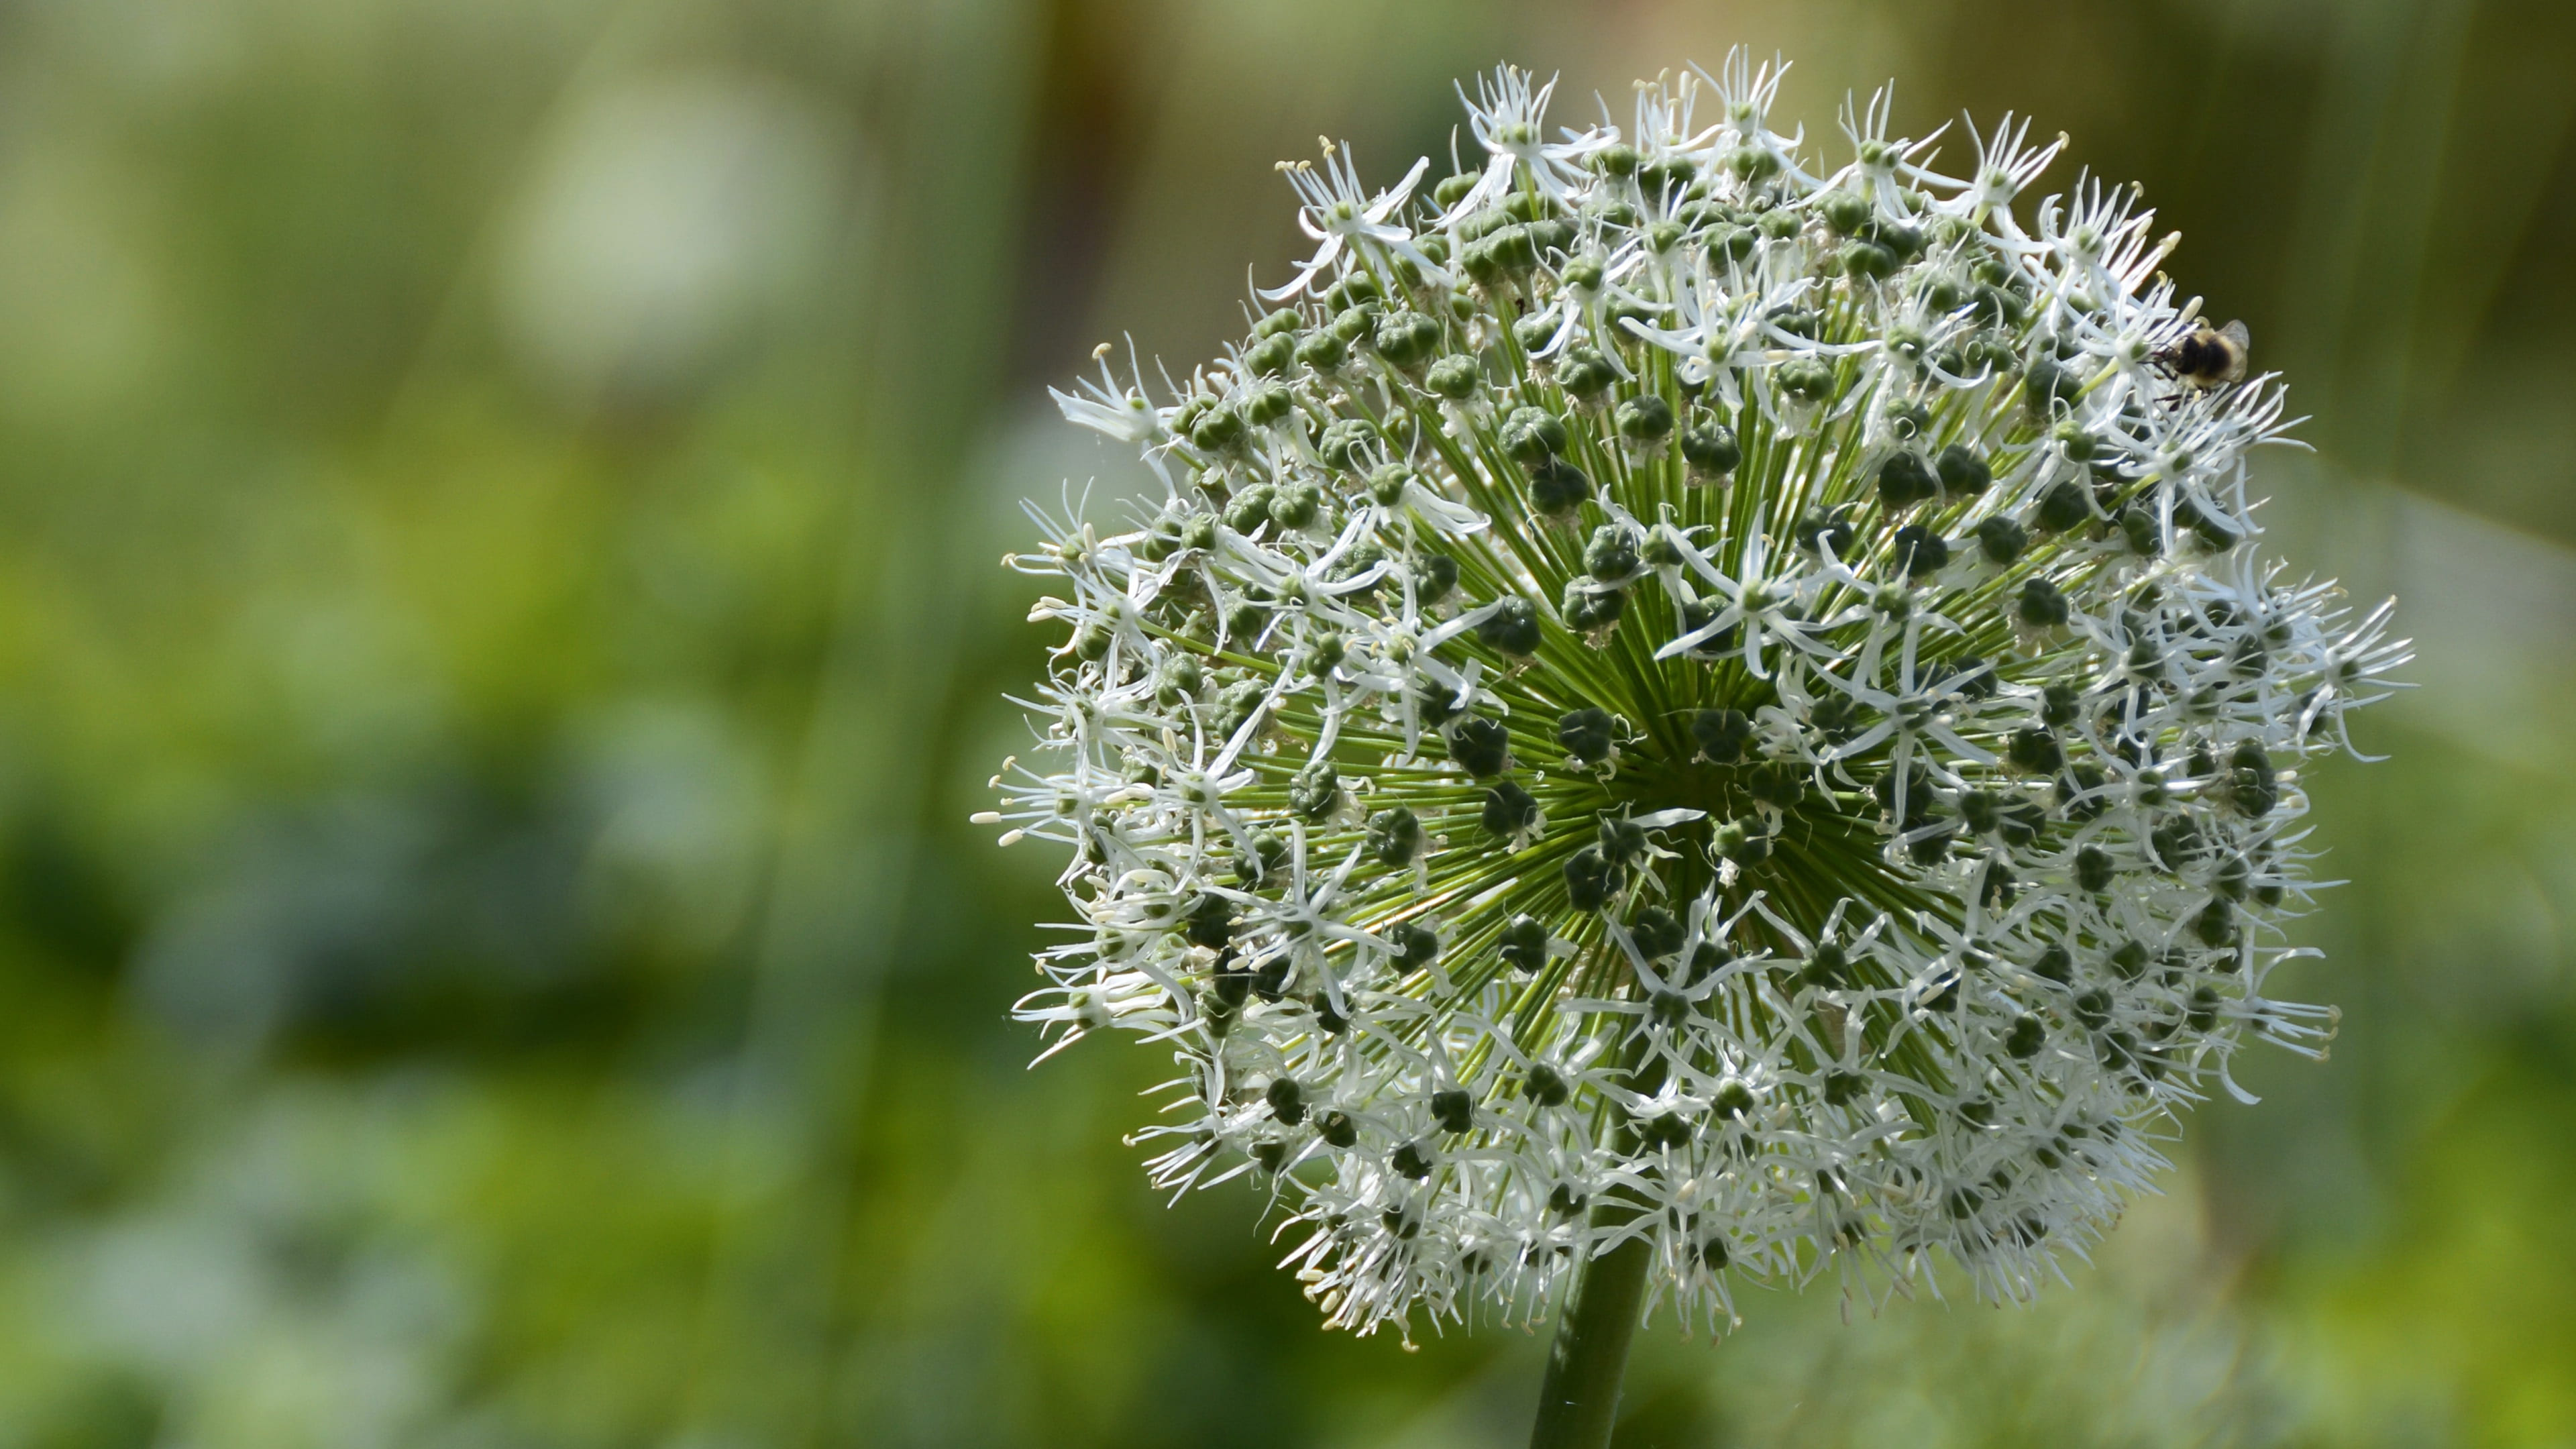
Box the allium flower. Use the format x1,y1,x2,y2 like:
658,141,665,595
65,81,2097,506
985,55,2408,1354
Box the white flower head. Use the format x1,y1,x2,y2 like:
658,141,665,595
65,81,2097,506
996,52,2408,1344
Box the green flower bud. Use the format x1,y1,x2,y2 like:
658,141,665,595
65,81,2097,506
1375,309,1442,368
1497,915,1552,975
1246,331,1295,376
2017,578,2070,629
1315,418,1375,472
1527,458,1591,515
1777,358,1835,402
1482,780,1541,837
1425,354,1483,400
2007,727,2064,774
1557,706,1615,764
1630,906,1685,959
1975,515,2029,564
1558,347,1618,402
1935,443,1992,495
1316,1108,1357,1148
1271,480,1325,530
1680,419,1741,478
1564,845,1621,911
1878,451,1939,509
1560,579,1625,631
1891,524,1949,578
1189,405,1246,453
1615,393,1674,443
2033,479,2092,533
1583,525,1640,580
1289,761,1340,820
1366,806,1424,867
1690,708,1753,763
1445,715,1511,777
1713,818,1770,866
1389,921,1441,969
1223,484,1273,533
1368,463,1413,508
1840,239,1898,280
1501,406,1568,464
1294,330,1347,372
1412,552,1458,604
1474,594,1542,654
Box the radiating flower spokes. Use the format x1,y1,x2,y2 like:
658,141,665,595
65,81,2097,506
994,52,2401,1342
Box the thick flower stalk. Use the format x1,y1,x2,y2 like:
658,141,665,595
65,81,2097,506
986,56,2407,1346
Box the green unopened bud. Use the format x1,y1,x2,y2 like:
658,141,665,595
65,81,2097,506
1556,575,1617,626
1713,818,1770,866
1892,524,1949,578
2034,480,2092,533
1267,1076,1306,1124
1315,419,1375,472
1445,715,1511,777
1840,239,1898,280
1819,191,1870,235
1691,708,1752,763
1425,354,1482,400
1564,846,1622,911
1366,806,1423,867
1271,480,1324,530
1558,347,1617,402
1474,595,1542,654
1528,458,1591,515
1246,331,1295,376
2017,578,2070,629
1630,906,1685,959
1777,358,1835,402
1583,525,1640,580
1389,921,1441,969
1557,706,1616,764
1680,419,1741,478
1368,463,1413,508
1289,761,1339,820
1294,330,1347,372
1481,780,1540,837
1412,553,1458,604
1501,406,1568,464
1375,310,1441,368
1935,443,1992,495
1975,515,2029,565
2004,725,2063,773
1615,393,1674,443
1189,406,1246,453
1878,451,1939,509
1499,915,1552,975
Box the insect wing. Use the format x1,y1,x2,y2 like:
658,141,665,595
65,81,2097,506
2206,319,2250,384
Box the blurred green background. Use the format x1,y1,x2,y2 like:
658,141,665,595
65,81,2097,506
0,0,2569,1444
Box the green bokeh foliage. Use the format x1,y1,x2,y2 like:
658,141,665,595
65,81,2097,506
0,0,2568,1445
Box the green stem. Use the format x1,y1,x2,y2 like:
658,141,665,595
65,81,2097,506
1526,1224,1653,1449
1530,1020,1664,1449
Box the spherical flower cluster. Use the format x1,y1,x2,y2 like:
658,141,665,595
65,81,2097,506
985,56,2408,1341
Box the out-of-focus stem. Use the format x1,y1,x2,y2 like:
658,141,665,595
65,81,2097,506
1525,1225,1652,1449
